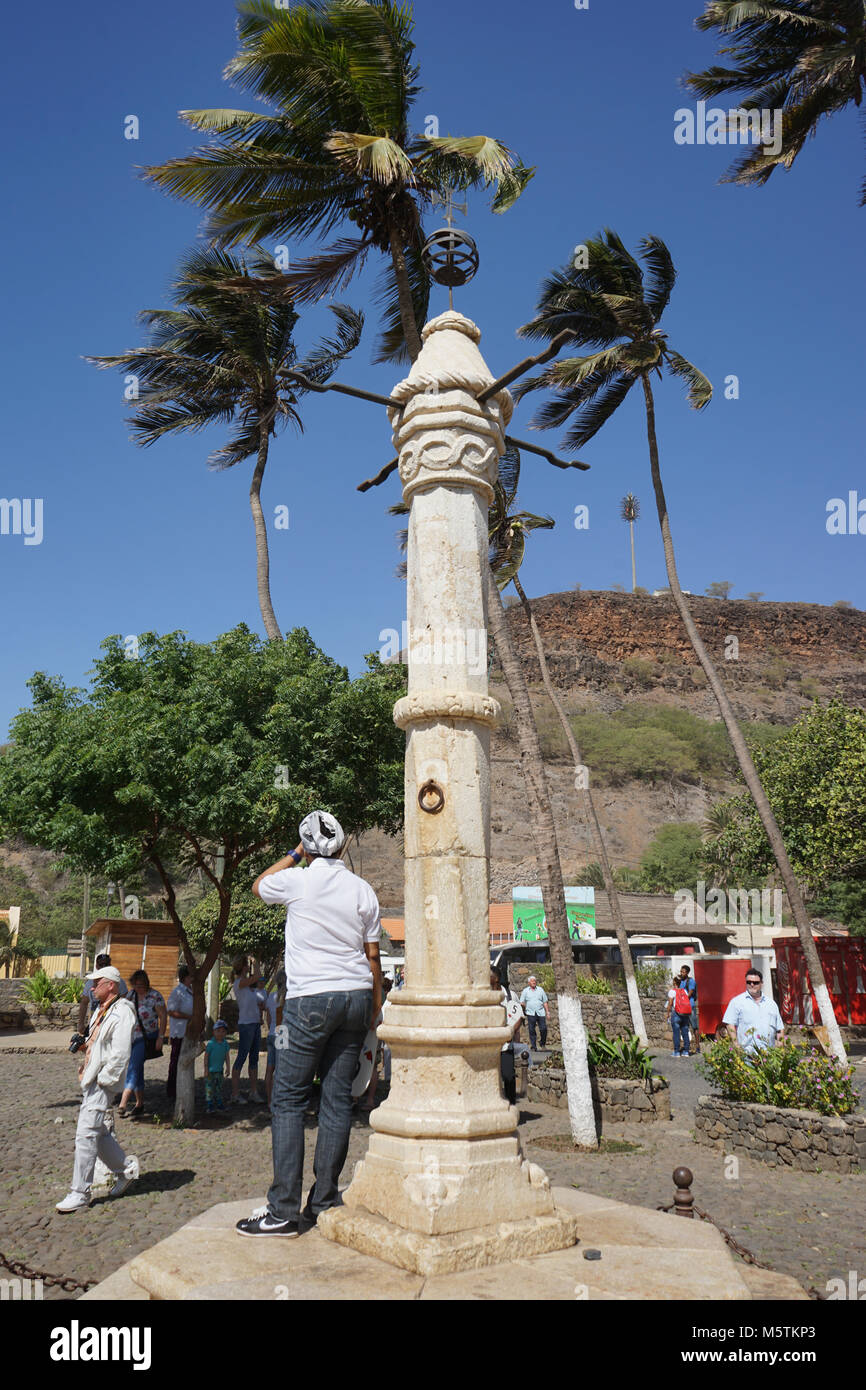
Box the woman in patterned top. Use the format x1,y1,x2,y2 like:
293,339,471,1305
118,970,167,1118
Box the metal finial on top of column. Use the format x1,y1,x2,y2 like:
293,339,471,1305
422,191,479,309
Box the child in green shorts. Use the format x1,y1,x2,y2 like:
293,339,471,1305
204,1020,231,1111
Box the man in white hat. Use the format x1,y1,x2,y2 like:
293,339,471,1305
236,810,383,1238
55,966,141,1212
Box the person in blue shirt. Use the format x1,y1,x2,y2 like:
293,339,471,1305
722,969,785,1053
204,1020,231,1111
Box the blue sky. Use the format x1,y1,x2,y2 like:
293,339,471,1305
3,0,864,738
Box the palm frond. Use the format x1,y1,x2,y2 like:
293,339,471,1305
665,350,713,409
264,236,371,305
291,302,364,385
326,131,415,184
638,236,677,318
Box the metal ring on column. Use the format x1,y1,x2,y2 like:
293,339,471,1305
418,780,445,814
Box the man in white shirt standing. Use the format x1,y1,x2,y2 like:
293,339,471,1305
236,810,382,1239
166,963,194,1103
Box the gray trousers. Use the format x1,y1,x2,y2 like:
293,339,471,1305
71,1082,128,1197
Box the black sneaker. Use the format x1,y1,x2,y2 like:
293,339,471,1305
301,1200,317,1228
235,1206,299,1238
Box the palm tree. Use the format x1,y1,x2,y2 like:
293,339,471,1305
685,1,866,205
491,452,648,1047
484,548,596,1147
87,245,363,641
144,0,533,363
620,492,640,591
518,229,846,1061
703,802,736,890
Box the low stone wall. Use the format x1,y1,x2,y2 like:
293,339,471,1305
695,1094,866,1174
505,970,672,1049
527,1067,671,1127
20,1001,78,1031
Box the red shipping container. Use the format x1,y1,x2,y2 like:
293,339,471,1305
773,936,866,1027
693,957,750,1037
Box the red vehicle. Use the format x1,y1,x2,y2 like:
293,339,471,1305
774,937,866,1027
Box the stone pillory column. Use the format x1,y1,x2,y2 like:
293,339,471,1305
318,312,578,1275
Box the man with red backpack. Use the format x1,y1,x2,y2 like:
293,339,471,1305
666,971,695,1058
678,965,699,1054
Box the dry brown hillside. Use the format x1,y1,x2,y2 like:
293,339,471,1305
357,591,866,909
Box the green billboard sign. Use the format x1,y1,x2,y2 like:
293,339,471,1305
512,887,596,943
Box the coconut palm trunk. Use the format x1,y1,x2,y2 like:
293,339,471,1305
641,374,845,1061
487,567,597,1146
511,574,648,1045
250,417,282,642
389,226,423,363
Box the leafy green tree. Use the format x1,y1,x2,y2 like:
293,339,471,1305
0,626,405,1119
685,1,866,205
705,581,733,599
812,878,866,936
144,0,532,363
518,229,847,1060
638,823,705,894
704,700,866,894
88,246,362,641
185,883,286,966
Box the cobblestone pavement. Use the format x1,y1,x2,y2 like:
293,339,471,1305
0,1042,863,1300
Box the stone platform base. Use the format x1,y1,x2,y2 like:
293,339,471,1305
317,1203,578,1277
78,1188,806,1301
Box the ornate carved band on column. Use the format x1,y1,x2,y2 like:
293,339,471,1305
393,690,501,730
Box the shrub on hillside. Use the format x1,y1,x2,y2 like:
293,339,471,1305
567,704,780,787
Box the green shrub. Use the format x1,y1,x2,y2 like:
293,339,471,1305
697,1037,858,1116
532,965,613,995
21,969,58,1007
622,657,657,688
633,961,670,996
764,657,788,690
576,974,613,995
566,704,777,788
586,1026,655,1080
638,822,704,893
797,677,820,700
56,976,84,1003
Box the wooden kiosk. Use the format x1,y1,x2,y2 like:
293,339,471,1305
86,919,179,1001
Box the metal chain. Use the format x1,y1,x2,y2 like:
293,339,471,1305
0,1250,94,1294
656,1201,775,1270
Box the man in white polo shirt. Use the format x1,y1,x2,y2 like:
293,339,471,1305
722,968,785,1053
236,810,382,1239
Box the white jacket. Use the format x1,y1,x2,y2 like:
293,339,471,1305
80,996,136,1091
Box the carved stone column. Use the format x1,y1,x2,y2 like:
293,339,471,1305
318,313,578,1275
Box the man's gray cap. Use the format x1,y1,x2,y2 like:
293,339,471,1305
299,810,346,858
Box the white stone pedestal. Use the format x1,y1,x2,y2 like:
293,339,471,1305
319,312,576,1274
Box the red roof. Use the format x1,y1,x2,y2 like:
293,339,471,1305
382,907,515,946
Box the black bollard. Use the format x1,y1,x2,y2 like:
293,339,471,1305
672,1166,694,1218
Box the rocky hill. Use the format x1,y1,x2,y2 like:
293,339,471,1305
357,592,866,909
